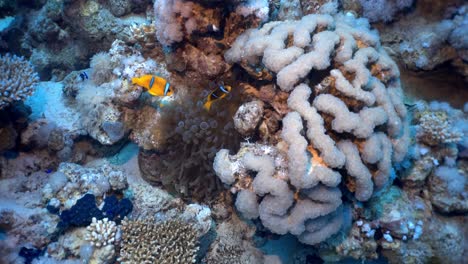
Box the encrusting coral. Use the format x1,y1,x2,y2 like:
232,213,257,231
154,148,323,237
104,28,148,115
203,214,274,264
216,12,410,245
42,162,128,209
0,53,39,109
118,219,199,264
415,110,462,146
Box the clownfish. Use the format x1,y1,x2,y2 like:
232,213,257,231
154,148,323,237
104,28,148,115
203,83,232,111
131,75,174,96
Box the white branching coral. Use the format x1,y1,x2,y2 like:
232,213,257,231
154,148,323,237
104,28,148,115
85,217,117,248
0,53,39,109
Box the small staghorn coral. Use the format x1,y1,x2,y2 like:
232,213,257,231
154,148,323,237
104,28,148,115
84,217,117,248
0,53,39,109
118,219,199,264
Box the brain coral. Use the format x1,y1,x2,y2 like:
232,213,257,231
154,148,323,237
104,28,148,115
214,13,410,245
0,53,39,109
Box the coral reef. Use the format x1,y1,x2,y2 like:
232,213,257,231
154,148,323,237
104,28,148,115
402,101,467,214
0,168,60,263
0,102,31,153
154,0,223,46
8,0,151,80
416,110,463,146
1,0,467,263
233,100,264,136
55,192,132,239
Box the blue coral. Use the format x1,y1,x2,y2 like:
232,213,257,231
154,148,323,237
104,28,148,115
57,194,104,230
56,193,132,233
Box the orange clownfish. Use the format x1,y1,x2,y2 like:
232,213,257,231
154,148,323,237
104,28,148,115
203,84,232,111
131,75,174,96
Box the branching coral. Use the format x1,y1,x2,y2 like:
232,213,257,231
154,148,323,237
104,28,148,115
85,217,117,248
118,219,199,263
0,53,39,109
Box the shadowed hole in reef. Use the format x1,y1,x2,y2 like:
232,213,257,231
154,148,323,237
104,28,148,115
400,62,467,108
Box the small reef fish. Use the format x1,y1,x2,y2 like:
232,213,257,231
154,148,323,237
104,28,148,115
79,71,88,81
131,75,173,96
203,83,232,111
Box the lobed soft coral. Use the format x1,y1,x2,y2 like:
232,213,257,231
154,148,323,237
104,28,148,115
0,53,39,109
217,12,410,244
214,143,345,245
225,13,409,200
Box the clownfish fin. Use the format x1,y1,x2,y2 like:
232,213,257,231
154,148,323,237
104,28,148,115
131,77,139,85
203,100,212,111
